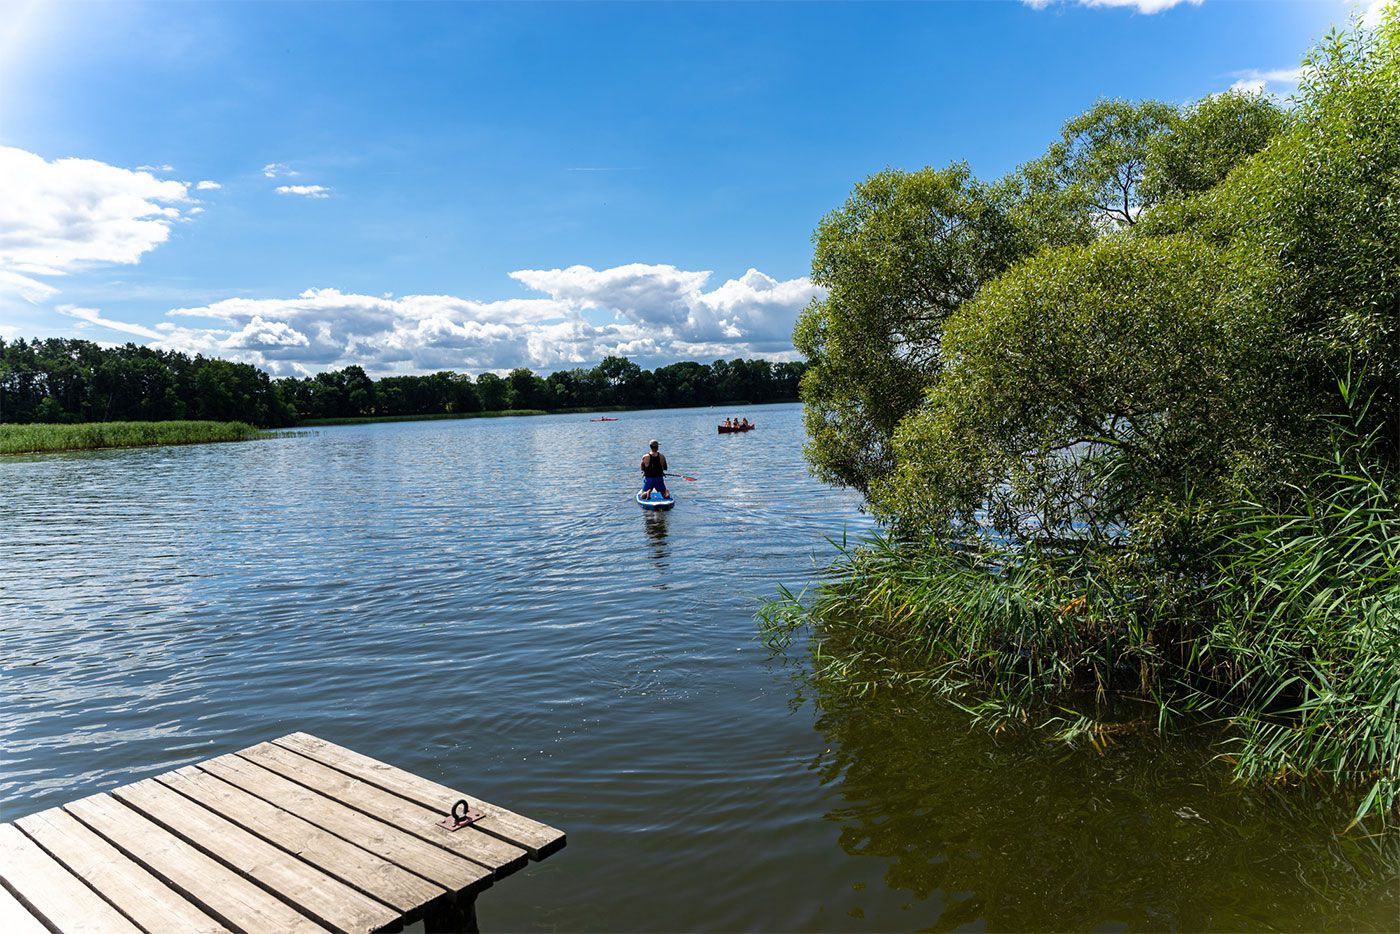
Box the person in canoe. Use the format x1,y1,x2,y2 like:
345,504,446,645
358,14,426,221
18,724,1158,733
641,439,669,500
722,417,732,428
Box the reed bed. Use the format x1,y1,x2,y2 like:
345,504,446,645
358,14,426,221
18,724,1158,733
0,420,262,454
762,418,1399,826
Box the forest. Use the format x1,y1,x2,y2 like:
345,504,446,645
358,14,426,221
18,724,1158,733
0,339,805,426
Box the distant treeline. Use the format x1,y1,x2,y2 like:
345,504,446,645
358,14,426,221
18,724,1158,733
0,338,806,427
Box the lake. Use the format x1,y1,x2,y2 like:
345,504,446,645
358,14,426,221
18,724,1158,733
2,402,1395,931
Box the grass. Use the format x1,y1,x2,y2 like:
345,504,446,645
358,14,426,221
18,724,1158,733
761,406,1399,827
0,420,265,454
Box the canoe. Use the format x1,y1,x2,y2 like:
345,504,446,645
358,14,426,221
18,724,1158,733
636,490,675,510
717,424,755,434
590,417,619,422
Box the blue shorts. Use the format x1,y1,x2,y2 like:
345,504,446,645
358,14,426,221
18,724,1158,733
642,476,667,493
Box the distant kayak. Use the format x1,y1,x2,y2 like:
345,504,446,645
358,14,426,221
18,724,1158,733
636,490,675,510
717,423,755,434
590,417,619,422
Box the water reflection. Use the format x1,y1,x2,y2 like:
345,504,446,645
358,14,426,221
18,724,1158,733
642,509,670,569
807,686,1400,930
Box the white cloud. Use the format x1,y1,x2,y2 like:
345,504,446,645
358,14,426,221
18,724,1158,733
262,162,297,178
1023,0,1202,12
55,304,165,340
1359,0,1396,28
275,184,331,199
511,263,823,349
1229,66,1304,96
195,180,222,190
67,263,821,375
0,269,57,303
135,163,174,173
0,146,191,306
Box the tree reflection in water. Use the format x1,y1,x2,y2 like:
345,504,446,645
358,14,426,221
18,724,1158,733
806,686,1399,931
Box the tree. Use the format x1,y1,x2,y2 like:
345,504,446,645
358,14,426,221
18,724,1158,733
475,372,512,410
875,234,1287,541
1142,90,1289,204
1045,98,1179,228
795,164,1028,494
508,368,553,409
848,13,1400,539
595,356,642,404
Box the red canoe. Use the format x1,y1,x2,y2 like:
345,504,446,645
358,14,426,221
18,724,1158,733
717,424,755,434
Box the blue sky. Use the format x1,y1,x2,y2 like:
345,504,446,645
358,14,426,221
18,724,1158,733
0,0,1379,375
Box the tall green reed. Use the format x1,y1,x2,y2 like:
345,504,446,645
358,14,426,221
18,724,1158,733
762,386,1398,825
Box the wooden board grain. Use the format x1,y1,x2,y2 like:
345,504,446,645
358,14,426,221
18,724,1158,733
276,732,566,859
1,732,561,934
65,792,324,934
239,742,529,877
199,753,491,895
0,822,141,934
158,764,445,913
16,807,227,934
112,778,399,934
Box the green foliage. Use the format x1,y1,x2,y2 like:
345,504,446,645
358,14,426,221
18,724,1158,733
874,233,1297,540
766,397,1399,823
2,337,806,427
1044,98,1178,227
796,164,1026,493
1203,395,1399,823
782,14,1400,821
0,420,262,455
1141,90,1289,203
0,338,294,427
1141,17,1400,458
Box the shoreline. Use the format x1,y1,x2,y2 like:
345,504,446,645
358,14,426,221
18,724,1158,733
0,400,791,454
0,420,264,456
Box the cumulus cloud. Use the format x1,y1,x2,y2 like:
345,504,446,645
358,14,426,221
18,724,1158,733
262,162,297,178
195,180,222,190
72,263,822,376
511,263,823,349
275,184,331,199
0,146,191,305
1023,0,1201,12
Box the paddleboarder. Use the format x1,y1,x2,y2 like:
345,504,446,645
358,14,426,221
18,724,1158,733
641,439,669,500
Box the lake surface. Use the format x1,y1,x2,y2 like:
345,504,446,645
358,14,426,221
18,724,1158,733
2,403,1395,931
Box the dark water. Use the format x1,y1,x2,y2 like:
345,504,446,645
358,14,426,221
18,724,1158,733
2,403,1395,931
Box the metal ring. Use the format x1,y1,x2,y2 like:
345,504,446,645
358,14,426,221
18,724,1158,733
451,799,471,823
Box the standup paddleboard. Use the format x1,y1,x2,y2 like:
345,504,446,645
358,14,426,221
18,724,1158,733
636,491,675,510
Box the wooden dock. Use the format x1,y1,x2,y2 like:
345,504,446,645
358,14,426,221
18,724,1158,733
0,732,565,933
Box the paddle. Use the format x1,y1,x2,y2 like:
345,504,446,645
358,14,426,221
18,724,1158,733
665,472,698,482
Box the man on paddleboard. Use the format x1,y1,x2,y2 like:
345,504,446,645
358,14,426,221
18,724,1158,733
641,440,668,500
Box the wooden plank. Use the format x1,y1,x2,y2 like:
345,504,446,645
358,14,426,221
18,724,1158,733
16,807,228,934
238,743,528,877
200,754,491,895
0,821,141,934
158,765,445,913
65,792,324,934
0,865,61,934
113,778,399,934
275,733,565,859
